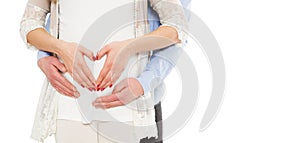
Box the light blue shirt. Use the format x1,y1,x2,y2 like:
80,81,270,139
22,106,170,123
38,0,191,104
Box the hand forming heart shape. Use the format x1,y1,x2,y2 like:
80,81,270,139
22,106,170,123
60,39,133,92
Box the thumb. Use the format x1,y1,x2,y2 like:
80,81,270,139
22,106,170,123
52,59,67,73
112,79,127,93
79,45,95,61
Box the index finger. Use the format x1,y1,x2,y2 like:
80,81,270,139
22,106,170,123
94,93,119,103
96,59,112,86
80,59,96,86
55,72,77,92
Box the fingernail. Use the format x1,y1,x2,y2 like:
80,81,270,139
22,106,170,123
74,92,80,98
81,84,85,88
101,88,104,91
109,84,113,88
88,88,92,92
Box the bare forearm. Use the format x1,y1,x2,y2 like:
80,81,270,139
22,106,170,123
127,26,180,55
27,28,64,55
146,26,179,43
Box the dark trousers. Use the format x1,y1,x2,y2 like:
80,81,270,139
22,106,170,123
140,102,163,143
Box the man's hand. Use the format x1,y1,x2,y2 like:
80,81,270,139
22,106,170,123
93,78,144,109
38,56,80,98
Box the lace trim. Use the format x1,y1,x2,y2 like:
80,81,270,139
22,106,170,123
31,80,58,142
20,4,48,50
150,0,188,45
161,23,187,46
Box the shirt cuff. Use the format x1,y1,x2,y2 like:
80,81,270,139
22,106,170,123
136,70,156,96
37,50,52,60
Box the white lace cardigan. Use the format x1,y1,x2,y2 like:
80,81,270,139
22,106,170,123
20,0,187,142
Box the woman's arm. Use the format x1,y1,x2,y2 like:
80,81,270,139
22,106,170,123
26,28,63,53
121,26,181,55
96,0,187,89
127,0,187,53
28,31,97,89
20,2,96,89
97,0,187,57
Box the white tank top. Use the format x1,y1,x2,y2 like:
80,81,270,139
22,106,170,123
57,0,135,122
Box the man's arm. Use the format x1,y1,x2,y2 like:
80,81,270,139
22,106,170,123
38,56,79,98
136,45,183,104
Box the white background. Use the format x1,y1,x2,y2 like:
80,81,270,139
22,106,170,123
0,0,300,142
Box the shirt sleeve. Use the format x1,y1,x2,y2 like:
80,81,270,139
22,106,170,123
37,50,53,60
136,44,183,94
37,14,52,60
149,0,188,44
20,3,49,50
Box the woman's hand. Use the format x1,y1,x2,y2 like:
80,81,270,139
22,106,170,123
95,28,179,91
93,78,144,109
95,40,133,90
57,41,96,89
